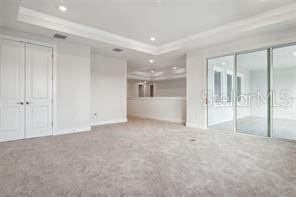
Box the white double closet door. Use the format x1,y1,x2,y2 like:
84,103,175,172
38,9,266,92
0,38,53,142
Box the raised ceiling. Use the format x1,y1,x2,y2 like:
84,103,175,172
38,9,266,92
1,0,296,79
13,0,296,45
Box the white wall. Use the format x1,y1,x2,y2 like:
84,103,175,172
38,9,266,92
91,54,127,125
186,54,207,129
186,30,296,129
127,80,139,98
127,79,186,123
127,78,186,98
154,78,186,97
128,97,186,123
127,81,150,98
0,28,128,136
56,43,91,132
0,28,92,134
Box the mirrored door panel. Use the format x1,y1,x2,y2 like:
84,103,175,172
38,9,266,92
236,50,268,137
273,45,296,140
207,55,234,131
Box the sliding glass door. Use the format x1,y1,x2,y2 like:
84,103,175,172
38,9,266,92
207,44,296,141
273,45,296,140
207,55,234,131
236,50,269,137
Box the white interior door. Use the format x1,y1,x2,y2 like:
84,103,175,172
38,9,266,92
0,39,25,142
25,43,53,138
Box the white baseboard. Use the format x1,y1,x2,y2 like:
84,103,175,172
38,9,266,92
186,122,205,130
0,135,24,142
74,126,92,133
91,119,128,127
53,126,91,136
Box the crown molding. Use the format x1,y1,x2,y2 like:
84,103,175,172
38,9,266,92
127,71,152,81
128,68,186,81
17,3,296,56
157,2,296,54
127,73,186,81
17,7,158,55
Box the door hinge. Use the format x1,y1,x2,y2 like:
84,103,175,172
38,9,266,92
52,122,54,126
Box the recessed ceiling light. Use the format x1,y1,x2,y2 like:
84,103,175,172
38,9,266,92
58,5,67,12
293,52,296,56
222,62,226,65
150,37,156,41
149,59,154,63
151,70,155,73
173,66,177,70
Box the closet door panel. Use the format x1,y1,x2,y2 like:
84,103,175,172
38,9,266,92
0,39,25,141
25,44,53,138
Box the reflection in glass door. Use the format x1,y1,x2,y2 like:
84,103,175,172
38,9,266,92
273,45,296,140
207,55,234,131
236,50,269,137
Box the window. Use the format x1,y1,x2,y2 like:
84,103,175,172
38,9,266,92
214,70,223,102
149,84,154,97
213,68,239,104
138,84,144,97
226,74,232,103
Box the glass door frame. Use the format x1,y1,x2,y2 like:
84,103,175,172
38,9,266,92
206,41,296,139
234,49,271,137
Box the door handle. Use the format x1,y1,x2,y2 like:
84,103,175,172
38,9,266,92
17,102,24,105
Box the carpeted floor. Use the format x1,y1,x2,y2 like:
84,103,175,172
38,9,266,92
0,117,296,197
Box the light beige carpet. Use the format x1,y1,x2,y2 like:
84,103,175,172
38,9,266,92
0,117,296,197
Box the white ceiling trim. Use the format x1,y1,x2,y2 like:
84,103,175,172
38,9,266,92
153,74,186,81
128,68,186,81
127,72,151,81
17,7,158,55
127,73,186,81
17,3,296,55
157,2,296,54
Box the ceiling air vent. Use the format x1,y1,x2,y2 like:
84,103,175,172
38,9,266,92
112,48,123,52
53,33,67,40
